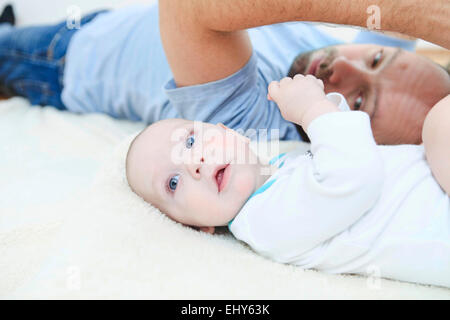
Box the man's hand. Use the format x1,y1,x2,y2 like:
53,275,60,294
268,75,339,129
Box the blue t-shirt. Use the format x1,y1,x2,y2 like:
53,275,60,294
62,3,415,141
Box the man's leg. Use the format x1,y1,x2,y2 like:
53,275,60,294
0,9,105,110
422,94,450,195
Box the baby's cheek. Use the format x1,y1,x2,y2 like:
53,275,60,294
233,171,255,197
186,191,215,210
182,191,220,225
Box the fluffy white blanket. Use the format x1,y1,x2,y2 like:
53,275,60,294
1,98,449,299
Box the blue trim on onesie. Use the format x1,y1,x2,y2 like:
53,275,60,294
268,152,286,165
228,178,277,227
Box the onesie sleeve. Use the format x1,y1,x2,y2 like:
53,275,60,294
230,111,385,263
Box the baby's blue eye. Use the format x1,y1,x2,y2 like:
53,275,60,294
168,174,180,191
186,134,195,149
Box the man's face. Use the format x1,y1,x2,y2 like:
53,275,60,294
288,44,450,144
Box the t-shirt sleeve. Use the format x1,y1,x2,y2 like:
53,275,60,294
163,51,300,140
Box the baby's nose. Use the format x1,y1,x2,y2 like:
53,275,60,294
187,156,204,179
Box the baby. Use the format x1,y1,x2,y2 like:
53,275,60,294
126,74,450,288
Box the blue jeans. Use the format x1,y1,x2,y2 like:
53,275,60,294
0,11,106,110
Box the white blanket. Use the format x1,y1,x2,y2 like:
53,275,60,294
1,97,449,299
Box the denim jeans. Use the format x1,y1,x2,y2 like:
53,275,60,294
0,11,106,110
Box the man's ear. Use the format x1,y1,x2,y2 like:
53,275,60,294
198,226,215,234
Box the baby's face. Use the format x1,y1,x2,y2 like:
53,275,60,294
127,119,264,231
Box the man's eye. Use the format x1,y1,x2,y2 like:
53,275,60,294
354,96,363,110
168,174,180,192
371,50,383,68
186,133,195,149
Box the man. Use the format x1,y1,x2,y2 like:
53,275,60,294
1,2,449,144
159,0,450,145
287,43,450,144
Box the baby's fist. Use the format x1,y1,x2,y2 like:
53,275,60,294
268,74,327,125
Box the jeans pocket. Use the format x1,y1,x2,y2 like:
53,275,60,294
14,79,54,105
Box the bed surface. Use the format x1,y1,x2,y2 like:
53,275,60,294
1,98,449,299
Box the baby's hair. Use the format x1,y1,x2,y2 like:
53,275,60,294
124,124,173,217
125,128,146,195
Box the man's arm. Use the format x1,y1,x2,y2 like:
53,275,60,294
159,0,450,87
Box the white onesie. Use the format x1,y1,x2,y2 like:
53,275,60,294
228,101,450,288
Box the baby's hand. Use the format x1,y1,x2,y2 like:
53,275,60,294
268,74,338,129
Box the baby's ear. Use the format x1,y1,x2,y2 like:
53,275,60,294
198,226,215,234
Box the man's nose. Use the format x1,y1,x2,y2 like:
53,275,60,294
328,56,368,86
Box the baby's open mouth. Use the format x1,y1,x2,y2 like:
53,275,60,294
214,164,230,193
